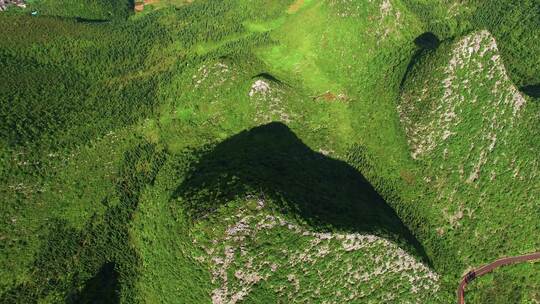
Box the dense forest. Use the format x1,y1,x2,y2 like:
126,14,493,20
1,0,538,303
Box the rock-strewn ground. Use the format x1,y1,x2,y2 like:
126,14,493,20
0,0,26,11
191,198,440,304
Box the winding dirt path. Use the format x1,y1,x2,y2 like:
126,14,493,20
457,252,540,304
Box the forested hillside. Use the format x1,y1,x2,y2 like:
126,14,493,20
1,0,538,303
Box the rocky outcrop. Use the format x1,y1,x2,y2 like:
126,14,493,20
0,0,26,11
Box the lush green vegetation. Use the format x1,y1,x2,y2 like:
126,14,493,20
1,0,538,303
24,0,133,20
471,0,540,89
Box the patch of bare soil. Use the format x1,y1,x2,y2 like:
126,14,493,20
287,0,304,14
134,0,160,12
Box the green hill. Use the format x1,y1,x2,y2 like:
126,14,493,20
1,0,538,303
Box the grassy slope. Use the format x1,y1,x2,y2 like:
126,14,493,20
1,0,539,303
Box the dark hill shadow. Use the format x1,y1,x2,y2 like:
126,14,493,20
174,122,431,265
400,32,441,90
253,72,283,84
520,84,540,98
68,262,120,304
414,32,440,50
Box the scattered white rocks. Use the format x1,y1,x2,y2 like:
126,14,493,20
398,29,537,238
0,0,26,11
248,80,271,97
194,203,440,304
379,0,392,18
399,30,528,164
192,62,233,90
248,79,295,124
328,0,363,18
318,148,335,156
327,0,402,40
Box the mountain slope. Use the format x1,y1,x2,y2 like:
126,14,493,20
0,0,538,303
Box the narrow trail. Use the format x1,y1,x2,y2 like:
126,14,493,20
457,252,540,304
